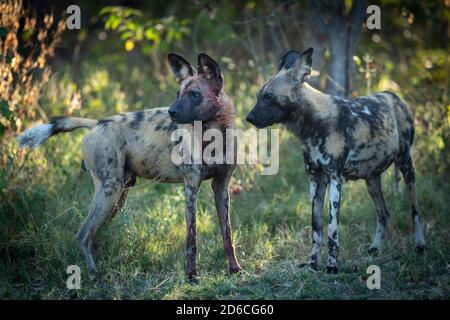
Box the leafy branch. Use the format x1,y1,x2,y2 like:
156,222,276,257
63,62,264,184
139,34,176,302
100,6,190,53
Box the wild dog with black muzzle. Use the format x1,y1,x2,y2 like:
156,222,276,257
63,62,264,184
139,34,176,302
246,48,426,273
18,53,243,281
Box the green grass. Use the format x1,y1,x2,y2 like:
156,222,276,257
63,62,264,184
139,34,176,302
1,130,449,299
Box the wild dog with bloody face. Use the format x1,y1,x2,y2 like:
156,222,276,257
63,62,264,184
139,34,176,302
18,53,243,280
246,48,426,273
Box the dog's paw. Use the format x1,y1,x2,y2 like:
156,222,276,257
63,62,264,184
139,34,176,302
299,262,318,272
368,247,379,256
87,269,97,281
326,265,339,274
186,273,199,285
415,245,426,254
229,265,246,275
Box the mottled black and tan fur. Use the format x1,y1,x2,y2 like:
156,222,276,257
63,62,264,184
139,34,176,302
18,53,243,281
247,48,426,273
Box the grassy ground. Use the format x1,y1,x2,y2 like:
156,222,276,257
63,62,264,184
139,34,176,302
1,128,449,300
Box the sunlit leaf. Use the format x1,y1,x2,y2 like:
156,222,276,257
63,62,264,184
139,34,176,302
145,28,160,44
120,31,133,40
126,20,137,31
353,55,361,65
125,39,135,51
105,15,121,30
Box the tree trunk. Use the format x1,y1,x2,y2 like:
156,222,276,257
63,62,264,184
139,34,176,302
307,0,367,97
304,2,327,90
327,32,349,96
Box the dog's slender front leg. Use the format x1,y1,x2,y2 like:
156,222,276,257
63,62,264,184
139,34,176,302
327,175,341,274
307,174,328,270
184,181,200,281
212,174,243,274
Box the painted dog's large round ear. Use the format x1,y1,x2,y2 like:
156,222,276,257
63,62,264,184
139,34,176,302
279,48,313,83
197,53,223,95
278,50,301,71
168,53,195,84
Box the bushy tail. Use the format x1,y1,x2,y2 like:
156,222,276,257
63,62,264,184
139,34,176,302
17,116,98,148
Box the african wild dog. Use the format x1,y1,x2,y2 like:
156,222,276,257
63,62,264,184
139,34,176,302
18,53,243,280
246,48,426,273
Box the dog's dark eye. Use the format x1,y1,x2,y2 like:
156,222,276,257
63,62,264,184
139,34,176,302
189,91,202,100
265,93,275,101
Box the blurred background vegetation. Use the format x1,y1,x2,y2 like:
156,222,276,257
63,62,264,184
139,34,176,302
0,0,449,299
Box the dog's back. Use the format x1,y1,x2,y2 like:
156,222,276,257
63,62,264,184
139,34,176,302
333,91,414,179
81,107,184,183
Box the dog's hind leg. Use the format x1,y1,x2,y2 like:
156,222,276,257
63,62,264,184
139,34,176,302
366,176,389,255
76,136,126,278
76,177,123,278
109,173,136,220
397,152,426,252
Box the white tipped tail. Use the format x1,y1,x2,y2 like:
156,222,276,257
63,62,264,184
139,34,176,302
17,123,54,148
17,116,98,148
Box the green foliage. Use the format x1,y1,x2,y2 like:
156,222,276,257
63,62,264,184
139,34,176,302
101,6,190,53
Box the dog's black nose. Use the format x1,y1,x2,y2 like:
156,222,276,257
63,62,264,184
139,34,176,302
246,113,254,123
168,109,177,117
